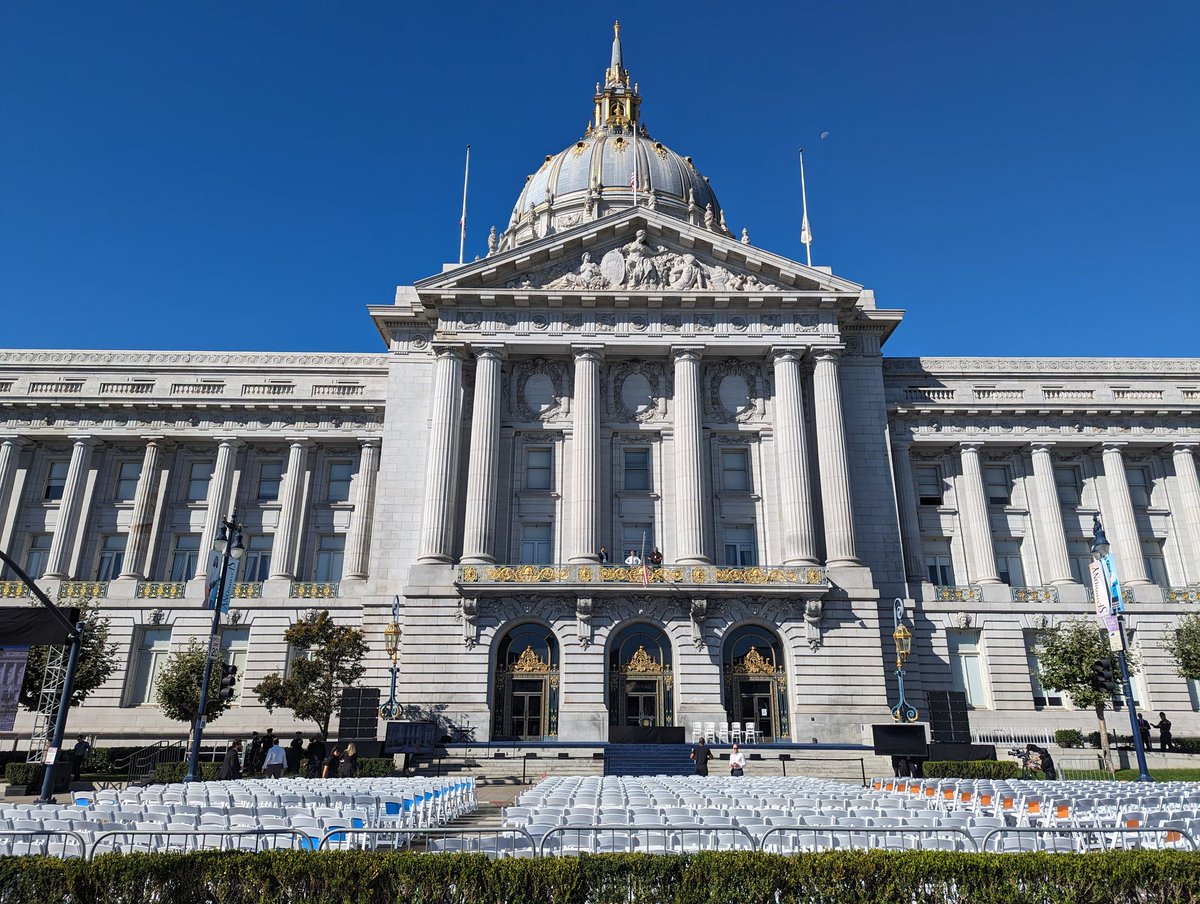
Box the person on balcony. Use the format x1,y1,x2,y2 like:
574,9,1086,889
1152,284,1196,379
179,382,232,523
624,550,642,566
647,547,664,568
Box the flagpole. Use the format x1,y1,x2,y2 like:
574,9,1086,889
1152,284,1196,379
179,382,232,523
458,145,471,265
798,147,812,267
632,115,639,208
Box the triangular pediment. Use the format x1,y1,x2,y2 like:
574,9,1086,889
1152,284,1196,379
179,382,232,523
414,208,862,298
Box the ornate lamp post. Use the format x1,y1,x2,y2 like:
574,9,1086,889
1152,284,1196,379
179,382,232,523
891,598,918,723
379,595,402,720
1091,516,1153,782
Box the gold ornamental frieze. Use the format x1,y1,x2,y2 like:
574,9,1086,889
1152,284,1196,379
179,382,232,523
511,645,552,673
625,645,664,674
737,646,777,675
483,565,569,583
454,562,827,588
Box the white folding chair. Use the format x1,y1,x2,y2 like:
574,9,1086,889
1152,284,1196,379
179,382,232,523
704,722,717,743
717,723,730,744
742,723,758,745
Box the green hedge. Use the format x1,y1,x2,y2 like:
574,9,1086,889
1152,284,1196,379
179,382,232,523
1055,729,1084,749
0,850,1198,903
4,762,39,787
923,760,1020,779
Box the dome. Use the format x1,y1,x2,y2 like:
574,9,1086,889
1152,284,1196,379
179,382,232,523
495,23,730,252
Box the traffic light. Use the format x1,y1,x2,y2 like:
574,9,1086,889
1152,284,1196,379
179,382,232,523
217,662,238,702
1092,658,1117,696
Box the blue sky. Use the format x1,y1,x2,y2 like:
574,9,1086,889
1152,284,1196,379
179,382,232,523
2,2,1197,356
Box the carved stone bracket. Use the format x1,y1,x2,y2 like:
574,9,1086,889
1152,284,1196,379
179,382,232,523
804,598,823,651
576,596,594,648
690,598,708,650
460,597,479,648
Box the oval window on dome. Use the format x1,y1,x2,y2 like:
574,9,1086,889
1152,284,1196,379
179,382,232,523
718,374,752,417
620,373,654,415
524,373,556,414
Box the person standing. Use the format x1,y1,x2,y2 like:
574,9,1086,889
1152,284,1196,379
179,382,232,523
1138,714,1153,749
305,736,327,778
71,735,91,781
322,745,342,779
1157,712,1173,752
338,743,359,778
624,549,642,566
287,732,305,774
262,737,287,779
690,737,713,776
647,547,663,568
246,732,262,774
219,740,243,781
598,546,609,564
728,742,746,777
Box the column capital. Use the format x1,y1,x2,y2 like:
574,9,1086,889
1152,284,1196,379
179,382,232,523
357,436,382,450
473,344,507,362
571,344,605,362
959,441,986,453
66,435,100,447
284,437,315,448
1172,442,1199,454
0,434,31,447
811,347,843,364
1029,441,1056,454
213,436,245,449
431,342,467,360
890,437,912,452
768,346,806,365
671,345,705,363
1101,441,1128,453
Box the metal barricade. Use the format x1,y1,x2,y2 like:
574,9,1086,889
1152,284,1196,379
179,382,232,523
981,826,1198,853
757,825,979,853
88,828,310,859
538,824,756,857
316,826,538,857
0,830,89,859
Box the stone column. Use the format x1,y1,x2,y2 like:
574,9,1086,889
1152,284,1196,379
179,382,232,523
957,442,1001,584
1029,442,1074,584
460,347,505,564
44,437,97,580
568,346,602,563
418,345,465,564
269,439,311,580
343,438,381,579
1101,443,1150,585
812,349,859,566
0,436,26,555
119,438,164,579
1171,443,1200,584
195,437,242,578
672,346,709,564
890,438,925,582
770,349,818,565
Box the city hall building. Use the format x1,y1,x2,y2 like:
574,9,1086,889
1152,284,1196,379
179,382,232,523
2,29,1199,749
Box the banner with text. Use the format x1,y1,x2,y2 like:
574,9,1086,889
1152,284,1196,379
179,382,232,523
0,646,30,732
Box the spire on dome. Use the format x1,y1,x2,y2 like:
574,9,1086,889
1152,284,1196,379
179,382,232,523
610,20,622,72
594,21,640,132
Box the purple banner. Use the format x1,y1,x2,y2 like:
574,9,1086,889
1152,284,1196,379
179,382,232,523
0,646,30,732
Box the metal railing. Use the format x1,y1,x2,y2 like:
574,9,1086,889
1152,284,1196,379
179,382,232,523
0,830,89,858
980,826,1197,853
112,739,186,783
135,581,188,599
316,826,537,854
457,563,828,589
758,825,978,852
290,581,339,598
58,580,109,599
539,824,756,855
89,828,310,858
971,727,1057,746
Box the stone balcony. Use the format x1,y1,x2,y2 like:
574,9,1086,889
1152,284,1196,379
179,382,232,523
455,562,829,597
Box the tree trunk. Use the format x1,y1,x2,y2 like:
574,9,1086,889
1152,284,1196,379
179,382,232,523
1096,704,1113,773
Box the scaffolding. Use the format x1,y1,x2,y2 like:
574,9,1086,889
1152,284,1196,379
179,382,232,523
26,643,68,764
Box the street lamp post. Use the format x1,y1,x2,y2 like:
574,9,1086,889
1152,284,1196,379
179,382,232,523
1091,516,1153,783
891,598,918,723
184,511,243,784
379,596,403,720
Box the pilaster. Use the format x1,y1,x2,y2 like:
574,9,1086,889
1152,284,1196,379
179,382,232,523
417,344,465,564
119,437,165,580
44,436,97,580
672,346,709,564
343,438,382,579
770,349,818,566
462,346,506,564
269,439,312,580
957,442,1001,584
812,349,859,566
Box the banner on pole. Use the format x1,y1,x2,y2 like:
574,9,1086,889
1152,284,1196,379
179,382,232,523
0,646,30,732
204,552,240,613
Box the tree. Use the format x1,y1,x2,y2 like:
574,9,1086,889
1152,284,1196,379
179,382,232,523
154,640,236,730
1036,618,1139,770
20,597,118,711
253,611,368,738
1164,612,1200,681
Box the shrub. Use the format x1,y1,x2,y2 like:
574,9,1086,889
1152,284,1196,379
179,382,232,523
354,757,397,778
3,762,41,789
1173,737,1200,754
1055,729,1084,749
923,760,1020,779
153,761,220,783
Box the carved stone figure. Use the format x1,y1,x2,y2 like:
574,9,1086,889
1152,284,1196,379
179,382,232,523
719,210,728,233
741,228,750,244
669,253,704,290
622,229,663,288
553,251,605,289
804,599,823,650
704,203,716,231
487,226,497,255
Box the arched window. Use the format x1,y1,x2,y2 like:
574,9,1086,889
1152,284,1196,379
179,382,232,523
608,623,674,733
722,624,789,742
493,624,559,740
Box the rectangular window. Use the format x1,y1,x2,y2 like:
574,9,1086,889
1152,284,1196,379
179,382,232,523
243,534,273,582
916,466,944,506
995,538,1026,586
924,538,953,585
186,461,214,502
257,461,283,502
1024,632,1063,708
623,448,650,491
315,535,346,582
114,461,142,502
983,465,1011,507
327,461,353,503
285,643,316,678
1068,539,1093,585
519,523,552,564
1053,466,1081,507
720,449,750,492
948,630,989,709
96,534,127,581
1142,538,1170,586
621,523,654,561
1126,466,1151,508
25,534,52,580
219,626,250,703
44,461,69,501
722,524,757,567
128,627,172,706
525,448,553,491
169,535,200,581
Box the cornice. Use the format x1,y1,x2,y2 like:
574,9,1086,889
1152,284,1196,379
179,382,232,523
0,349,390,371
884,356,1200,376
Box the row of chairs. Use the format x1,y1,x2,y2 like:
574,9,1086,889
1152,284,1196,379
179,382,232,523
690,722,758,744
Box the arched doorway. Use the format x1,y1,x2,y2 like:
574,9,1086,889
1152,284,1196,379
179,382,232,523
493,624,559,740
608,624,674,730
722,625,790,742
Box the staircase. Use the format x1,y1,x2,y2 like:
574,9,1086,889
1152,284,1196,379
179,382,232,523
604,744,695,776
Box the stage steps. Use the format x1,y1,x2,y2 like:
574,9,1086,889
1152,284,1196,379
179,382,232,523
604,744,695,776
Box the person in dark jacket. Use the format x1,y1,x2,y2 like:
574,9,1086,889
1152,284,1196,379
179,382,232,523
689,737,713,776
322,745,342,779
338,743,359,777
1157,712,1173,751
305,736,327,778
246,732,262,774
219,740,243,781
287,732,305,774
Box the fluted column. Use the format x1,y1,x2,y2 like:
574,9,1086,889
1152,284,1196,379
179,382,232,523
195,437,242,578
460,347,505,564
269,439,311,579
418,345,465,564
770,349,817,565
812,349,859,566
1100,443,1150,585
1172,444,1200,584
672,346,709,564
957,442,1001,584
1028,442,1074,584
44,437,97,580
890,438,926,582
568,346,602,563
119,438,164,579
0,436,27,557
342,438,381,579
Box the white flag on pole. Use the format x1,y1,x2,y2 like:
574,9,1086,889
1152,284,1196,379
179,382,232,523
800,214,812,246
